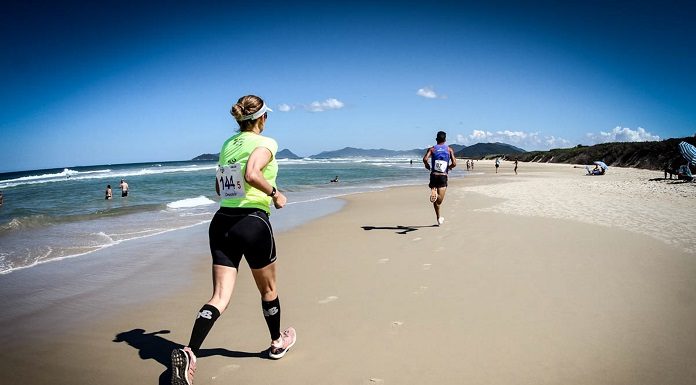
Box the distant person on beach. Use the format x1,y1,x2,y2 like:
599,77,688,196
171,95,294,385
423,130,456,226
330,175,339,183
514,160,518,175
0,191,3,206
585,164,604,175
105,185,112,200
495,158,500,173
466,159,470,171
119,179,129,197
664,161,677,179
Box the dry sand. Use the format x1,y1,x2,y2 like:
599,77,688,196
2,161,695,385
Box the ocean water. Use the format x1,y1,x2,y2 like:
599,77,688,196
0,158,466,274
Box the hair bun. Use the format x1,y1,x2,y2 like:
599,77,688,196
230,103,243,120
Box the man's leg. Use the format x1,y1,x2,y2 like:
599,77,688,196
433,187,447,224
429,187,438,203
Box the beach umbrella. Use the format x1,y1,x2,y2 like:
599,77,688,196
593,161,608,170
678,141,696,165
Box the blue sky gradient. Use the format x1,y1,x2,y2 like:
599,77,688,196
2,1,694,172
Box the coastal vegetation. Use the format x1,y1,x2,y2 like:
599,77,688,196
501,137,696,171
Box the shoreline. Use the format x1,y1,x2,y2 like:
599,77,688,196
0,158,445,275
2,161,695,384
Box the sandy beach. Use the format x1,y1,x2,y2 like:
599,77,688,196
2,161,695,385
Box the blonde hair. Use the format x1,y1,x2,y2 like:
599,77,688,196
230,95,265,132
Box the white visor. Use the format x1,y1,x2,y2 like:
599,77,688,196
236,103,273,121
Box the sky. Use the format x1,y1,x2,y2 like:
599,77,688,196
1,0,695,172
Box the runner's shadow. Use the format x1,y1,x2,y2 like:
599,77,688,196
361,224,438,234
113,328,265,385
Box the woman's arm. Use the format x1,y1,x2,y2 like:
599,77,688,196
245,147,287,208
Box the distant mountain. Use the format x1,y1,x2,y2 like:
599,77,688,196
192,153,218,161
310,147,424,158
449,144,466,153
277,148,301,159
513,137,696,171
191,143,520,162
455,142,526,158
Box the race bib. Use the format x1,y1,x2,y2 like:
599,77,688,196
433,160,448,173
217,164,246,199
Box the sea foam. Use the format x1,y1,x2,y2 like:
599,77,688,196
167,196,216,209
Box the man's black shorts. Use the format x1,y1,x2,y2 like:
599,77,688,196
429,174,448,188
209,207,277,269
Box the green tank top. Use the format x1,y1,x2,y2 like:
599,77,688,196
218,131,278,213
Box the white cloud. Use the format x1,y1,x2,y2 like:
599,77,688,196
470,130,493,140
417,87,437,99
586,126,660,144
417,86,446,99
306,98,345,112
452,126,661,151
277,103,293,112
455,129,571,150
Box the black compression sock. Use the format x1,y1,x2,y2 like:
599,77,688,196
187,304,221,355
262,297,281,341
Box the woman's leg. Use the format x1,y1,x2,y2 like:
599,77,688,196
207,264,238,311
252,262,296,359
187,265,238,354
252,263,280,341
251,262,277,301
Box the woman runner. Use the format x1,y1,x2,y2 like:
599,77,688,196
171,95,296,385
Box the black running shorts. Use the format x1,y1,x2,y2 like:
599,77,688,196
209,207,277,269
429,174,448,189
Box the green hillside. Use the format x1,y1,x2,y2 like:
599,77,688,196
509,137,695,171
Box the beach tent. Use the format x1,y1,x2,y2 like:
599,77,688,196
593,161,608,170
678,141,696,165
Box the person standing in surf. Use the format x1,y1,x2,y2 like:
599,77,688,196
119,179,129,197
422,131,456,226
171,95,296,385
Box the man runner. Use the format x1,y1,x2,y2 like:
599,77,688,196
423,131,456,225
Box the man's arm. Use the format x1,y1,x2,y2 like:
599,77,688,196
448,147,457,170
422,148,433,170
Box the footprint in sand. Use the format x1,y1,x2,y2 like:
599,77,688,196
392,321,404,326
413,285,428,295
412,237,422,242
378,258,390,264
211,364,241,380
369,378,385,384
422,263,432,270
318,296,338,304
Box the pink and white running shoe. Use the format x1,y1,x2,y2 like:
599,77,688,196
269,327,297,359
171,347,196,385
